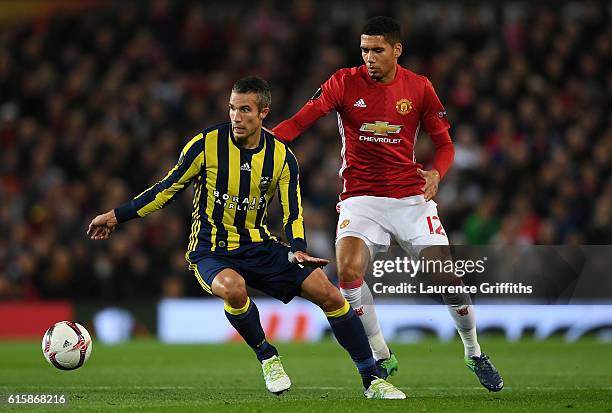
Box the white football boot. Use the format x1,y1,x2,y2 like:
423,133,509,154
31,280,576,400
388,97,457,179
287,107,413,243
364,378,406,399
261,355,291,394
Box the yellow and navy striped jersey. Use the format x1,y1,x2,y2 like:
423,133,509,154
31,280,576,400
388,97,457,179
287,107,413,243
114,122,306,260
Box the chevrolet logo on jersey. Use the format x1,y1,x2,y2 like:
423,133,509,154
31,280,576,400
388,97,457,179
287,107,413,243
359,121,402,136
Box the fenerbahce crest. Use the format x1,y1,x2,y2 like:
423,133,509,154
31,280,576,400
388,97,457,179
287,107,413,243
259,176,272,192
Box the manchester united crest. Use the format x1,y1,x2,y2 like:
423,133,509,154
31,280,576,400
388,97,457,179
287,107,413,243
395,98,413,115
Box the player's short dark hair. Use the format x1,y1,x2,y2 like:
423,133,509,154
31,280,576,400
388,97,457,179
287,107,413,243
362,16,401,46
232,76,271,112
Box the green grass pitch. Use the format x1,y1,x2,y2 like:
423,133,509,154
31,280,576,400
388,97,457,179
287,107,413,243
1,337,611,412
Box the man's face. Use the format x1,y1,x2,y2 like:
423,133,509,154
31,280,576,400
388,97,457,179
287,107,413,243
360,35,402,82
228,92,269,139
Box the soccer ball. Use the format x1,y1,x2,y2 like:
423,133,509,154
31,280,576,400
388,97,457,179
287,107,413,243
42,321,92,370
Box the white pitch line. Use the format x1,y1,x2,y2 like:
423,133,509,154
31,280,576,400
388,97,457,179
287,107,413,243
274,386,612,391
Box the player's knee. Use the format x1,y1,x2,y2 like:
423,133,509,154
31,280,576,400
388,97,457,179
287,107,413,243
214,273,247,304
336,237,369,282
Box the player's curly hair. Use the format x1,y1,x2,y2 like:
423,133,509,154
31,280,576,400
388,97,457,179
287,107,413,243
232,76,271,113
362,16,401,46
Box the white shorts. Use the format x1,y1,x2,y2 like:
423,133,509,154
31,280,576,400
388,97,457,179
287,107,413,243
335,195,449,259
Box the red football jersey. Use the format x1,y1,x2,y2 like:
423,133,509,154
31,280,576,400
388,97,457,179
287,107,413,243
273,64,453,200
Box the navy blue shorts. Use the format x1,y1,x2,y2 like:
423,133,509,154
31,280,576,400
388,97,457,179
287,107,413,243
189,241,315,304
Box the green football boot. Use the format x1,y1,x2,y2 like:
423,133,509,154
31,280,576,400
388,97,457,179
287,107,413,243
465,353,504,392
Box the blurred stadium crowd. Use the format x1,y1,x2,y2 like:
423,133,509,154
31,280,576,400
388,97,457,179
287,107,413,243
1,1,610,299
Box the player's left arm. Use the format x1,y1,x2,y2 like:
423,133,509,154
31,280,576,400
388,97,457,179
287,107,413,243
278,148,329,268
419,79,455,201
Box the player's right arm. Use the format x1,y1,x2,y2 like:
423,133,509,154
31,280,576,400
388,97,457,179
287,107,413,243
272,70,344,142
87,133,204,240
277,147,329,268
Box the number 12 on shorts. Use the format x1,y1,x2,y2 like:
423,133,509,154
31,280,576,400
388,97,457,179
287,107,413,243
426,216,446,236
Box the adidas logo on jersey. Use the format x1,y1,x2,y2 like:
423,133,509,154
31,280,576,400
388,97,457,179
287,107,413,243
354,99,367,108
240,162,251,172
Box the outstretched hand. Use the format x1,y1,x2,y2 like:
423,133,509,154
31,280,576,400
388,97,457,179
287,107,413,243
417,168,441,201
87,210,118,240
288,251,330,268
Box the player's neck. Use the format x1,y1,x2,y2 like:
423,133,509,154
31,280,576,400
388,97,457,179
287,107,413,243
235,127,262,149
379,64,398,84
